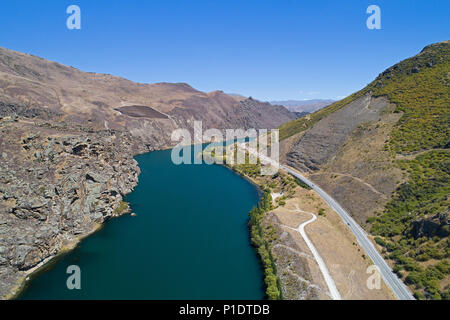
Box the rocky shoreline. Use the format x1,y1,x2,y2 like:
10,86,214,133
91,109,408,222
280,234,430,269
0,114,149,299
0,45,299,300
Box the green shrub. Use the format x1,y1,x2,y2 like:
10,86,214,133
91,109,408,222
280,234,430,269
248,191,282,300
279,42,450,300
293,178,312,190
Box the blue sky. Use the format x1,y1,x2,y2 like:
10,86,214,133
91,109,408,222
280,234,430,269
0,0,448,101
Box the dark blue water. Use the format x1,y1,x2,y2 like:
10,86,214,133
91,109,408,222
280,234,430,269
20,146,264,299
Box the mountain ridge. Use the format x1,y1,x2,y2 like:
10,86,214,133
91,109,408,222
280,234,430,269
279,40,449,299
0,46,296,149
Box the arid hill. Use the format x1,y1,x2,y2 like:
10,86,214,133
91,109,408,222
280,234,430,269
279,41,450,300
0,46,297,299
271,99,335,114
0,46,296,149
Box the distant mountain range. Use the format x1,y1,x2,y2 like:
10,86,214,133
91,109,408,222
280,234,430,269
270,99,335,113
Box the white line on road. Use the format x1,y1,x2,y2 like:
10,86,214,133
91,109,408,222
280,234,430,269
239,143,415,300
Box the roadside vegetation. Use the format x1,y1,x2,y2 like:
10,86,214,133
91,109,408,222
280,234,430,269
278,41,450,299
228,148,312,299
370,150,450,299
232,159,307,208
368,42,450,300
248,191,282,300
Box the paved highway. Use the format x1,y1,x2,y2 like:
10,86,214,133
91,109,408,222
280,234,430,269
240,144,415,300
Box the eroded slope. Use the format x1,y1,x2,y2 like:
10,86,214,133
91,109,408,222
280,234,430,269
280,41,450,299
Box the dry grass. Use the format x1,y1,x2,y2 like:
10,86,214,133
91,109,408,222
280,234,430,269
270,187,396,300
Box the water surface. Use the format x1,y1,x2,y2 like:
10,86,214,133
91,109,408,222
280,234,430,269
20,146,263,299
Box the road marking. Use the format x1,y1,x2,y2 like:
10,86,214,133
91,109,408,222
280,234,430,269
239,143,415,300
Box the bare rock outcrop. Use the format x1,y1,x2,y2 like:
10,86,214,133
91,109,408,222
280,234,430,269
0,46,296,149
0,115,145,298
285,94,403,226
411,212,449,239
0,46,298,299
286,94,389,172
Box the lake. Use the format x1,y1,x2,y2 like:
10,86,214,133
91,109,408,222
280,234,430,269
19,146,264,299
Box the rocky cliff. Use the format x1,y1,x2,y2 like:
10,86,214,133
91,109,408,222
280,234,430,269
0,109,148,298
0,46,297,298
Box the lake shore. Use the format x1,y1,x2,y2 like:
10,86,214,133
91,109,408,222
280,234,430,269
7,204,134,300
14,147,264,300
